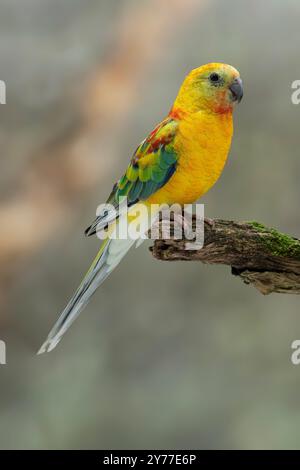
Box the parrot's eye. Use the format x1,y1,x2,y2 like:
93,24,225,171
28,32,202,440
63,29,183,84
209,72,220,83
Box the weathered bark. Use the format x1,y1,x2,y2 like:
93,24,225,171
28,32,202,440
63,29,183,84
150,218,300,295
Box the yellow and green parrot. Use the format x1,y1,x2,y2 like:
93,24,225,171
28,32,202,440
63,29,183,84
38,63,243,354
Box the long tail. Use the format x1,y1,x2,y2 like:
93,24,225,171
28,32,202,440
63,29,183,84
37,228,135,354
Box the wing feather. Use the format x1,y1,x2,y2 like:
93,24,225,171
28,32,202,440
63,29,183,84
85,116,178,237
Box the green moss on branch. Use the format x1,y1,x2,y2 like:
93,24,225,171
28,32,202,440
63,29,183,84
248,221,300,260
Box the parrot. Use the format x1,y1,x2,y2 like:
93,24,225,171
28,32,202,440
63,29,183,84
38,63,243,354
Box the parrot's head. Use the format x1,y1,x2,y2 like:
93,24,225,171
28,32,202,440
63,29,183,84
174,63,243,115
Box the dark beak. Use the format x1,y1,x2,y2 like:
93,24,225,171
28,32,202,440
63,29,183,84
229,77,243,103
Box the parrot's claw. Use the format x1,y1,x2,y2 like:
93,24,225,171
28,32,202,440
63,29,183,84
204,217,215,228
172,212,193,239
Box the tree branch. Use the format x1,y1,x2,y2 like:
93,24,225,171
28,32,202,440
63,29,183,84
150,218,300,295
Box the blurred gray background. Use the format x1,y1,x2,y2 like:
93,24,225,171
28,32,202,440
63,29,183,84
0,0,300,449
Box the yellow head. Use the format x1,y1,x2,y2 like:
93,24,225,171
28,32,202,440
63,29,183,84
173,63,243,115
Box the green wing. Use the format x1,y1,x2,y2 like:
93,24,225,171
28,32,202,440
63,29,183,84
85,117,178,236
115,117,178,203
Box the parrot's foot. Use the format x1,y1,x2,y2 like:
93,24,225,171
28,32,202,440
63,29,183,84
150,218,174,240
151,211,193,240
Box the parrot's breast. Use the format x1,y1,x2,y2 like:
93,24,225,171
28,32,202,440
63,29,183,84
147,110,233,205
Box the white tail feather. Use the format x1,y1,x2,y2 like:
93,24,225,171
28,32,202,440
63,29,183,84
37,206,156,354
